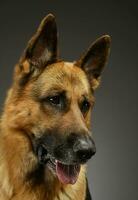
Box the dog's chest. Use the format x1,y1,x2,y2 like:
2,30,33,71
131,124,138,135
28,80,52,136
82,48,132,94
54,188,86,200
53,180,86,200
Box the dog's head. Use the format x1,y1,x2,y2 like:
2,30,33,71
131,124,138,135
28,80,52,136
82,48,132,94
5,14,111,184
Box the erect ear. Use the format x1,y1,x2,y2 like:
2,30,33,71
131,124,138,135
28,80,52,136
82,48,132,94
16,14,58,80
75,35,111,90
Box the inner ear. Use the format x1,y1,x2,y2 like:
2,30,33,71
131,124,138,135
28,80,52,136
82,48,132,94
20,13,58,69
75,35,111,89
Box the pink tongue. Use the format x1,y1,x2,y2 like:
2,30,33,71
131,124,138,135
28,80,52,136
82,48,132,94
56,161,81,185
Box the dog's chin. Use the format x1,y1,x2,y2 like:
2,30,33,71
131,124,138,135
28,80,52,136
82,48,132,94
36,145,81,185
46,157,81,185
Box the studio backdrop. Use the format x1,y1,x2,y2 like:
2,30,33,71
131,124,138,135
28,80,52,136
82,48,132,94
0,1,137,200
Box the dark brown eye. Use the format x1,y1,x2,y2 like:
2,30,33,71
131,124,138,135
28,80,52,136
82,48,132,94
47,95,61,106
80,100,90,114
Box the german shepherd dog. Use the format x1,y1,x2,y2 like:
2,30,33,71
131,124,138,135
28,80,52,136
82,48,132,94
0,14,111,200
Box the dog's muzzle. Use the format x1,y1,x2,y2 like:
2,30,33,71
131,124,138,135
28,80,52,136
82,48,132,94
33,132,96,185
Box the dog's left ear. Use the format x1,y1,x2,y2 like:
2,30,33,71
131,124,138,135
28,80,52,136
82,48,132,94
75,35,111,90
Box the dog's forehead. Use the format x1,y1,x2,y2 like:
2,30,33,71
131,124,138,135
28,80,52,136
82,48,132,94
37,61,90,95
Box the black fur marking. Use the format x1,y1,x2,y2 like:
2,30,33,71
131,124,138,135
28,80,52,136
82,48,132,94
85,178,92,200
37,145,49,165
26,164,45,186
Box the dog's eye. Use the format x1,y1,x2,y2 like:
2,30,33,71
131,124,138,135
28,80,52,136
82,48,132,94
43,92,66,109
80,100,90,114
47,95,61,106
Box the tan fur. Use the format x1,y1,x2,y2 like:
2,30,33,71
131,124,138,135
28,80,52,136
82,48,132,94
0,14,110,200
0,61,91,200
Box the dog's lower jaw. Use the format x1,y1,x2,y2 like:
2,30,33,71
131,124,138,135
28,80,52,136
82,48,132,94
0,128,87,200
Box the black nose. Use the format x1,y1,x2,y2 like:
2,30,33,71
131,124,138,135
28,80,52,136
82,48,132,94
73,136,96,163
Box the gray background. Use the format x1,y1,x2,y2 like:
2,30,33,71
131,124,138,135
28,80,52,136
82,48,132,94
0,1,137,200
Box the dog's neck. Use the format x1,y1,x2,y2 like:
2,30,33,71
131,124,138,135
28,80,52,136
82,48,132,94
0,126,86,200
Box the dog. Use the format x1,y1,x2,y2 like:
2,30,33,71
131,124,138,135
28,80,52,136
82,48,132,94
0,14,111,200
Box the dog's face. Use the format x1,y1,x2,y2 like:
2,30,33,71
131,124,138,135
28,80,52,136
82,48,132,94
6,14,111,185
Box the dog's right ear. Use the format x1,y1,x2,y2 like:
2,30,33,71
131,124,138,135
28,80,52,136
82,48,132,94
75,35,111,90
14,14,58,83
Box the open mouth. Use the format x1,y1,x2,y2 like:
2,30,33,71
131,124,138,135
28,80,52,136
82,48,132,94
47,158,81,184
37,145,81,184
